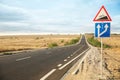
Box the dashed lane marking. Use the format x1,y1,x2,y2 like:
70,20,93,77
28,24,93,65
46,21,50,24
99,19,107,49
57,64,62,67
67,56,70,58
16,56,31,61
64,59,67,62
58,48,88,70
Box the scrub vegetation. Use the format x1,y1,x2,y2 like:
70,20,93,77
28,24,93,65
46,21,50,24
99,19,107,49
48,43,58,48
87,36,111,48
3,52,13,55
64,38,80,46
0,35,80,53
86,34,120,79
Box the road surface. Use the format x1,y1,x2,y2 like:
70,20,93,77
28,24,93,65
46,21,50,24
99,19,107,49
0,35,89,80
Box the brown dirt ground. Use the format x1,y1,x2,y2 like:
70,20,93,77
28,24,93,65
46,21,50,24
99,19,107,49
102,35,120,79
86,34,120,79
0,35,80,53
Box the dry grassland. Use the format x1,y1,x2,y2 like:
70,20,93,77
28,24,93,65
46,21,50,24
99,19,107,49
86,34,120,79
0,35,80,53
101,35,120,79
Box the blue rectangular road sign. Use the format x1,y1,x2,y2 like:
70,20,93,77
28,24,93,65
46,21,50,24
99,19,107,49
95,23,110,37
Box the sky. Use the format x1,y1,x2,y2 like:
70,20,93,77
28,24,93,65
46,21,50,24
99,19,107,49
0,0,120,35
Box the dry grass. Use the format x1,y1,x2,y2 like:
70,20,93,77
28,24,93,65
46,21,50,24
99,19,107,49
101,35,120,79
86,34,120,79
0,35,80,53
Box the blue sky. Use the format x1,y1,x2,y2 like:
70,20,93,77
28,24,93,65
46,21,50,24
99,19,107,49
0,0,120,34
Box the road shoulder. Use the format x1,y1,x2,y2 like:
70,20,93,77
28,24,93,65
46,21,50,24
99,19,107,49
61,46,111,80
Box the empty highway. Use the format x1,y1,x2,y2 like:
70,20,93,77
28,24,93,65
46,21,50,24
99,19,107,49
0,35,89,80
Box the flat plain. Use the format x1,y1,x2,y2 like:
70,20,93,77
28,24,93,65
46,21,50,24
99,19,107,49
0,35,80,53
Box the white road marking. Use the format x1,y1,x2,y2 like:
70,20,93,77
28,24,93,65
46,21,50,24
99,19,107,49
16,56,31,61
40,69,56,80
72,48,90,74
67,56,70,58
59,48,89,70
57,64,62,67
72,46,84,55
59,56,78,70
64,59,67,62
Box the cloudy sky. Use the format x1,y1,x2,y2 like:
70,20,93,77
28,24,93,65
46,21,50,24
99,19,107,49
0,0,120,34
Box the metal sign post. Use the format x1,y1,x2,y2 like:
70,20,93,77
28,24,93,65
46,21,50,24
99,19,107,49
101,38,103,78
93,5,112,79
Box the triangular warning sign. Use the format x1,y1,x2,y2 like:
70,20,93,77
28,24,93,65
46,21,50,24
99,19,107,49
93,5,112,21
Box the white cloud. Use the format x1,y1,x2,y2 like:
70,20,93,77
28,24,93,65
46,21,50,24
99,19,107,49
0,22,30,27
111,15,120,33
0,0,120,34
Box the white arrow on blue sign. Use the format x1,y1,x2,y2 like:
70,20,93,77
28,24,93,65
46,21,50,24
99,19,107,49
95,23,110,37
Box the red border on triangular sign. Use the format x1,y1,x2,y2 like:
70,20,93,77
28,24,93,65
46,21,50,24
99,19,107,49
93,5,112,22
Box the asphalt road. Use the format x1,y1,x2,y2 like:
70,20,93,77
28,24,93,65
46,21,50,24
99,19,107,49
0,35,89,80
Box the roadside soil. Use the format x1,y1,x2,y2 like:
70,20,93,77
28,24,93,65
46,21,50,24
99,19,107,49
62,46,112,80
86,34,120,80
102,35,120,80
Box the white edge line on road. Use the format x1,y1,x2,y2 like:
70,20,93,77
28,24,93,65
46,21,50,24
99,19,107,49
71,35,92,74
72,47,90,74
16,56,31,61
40,69,56,80
59,47,90,70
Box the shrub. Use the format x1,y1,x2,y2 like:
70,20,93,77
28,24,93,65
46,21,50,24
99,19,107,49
48,43,58,48
70,38,79,44
3,52,13,55
35,37,39,40
87,37,101,47
61,40,64,43
87,36,111,48
64,38,79,46
64,42,70,46
103,44,111,48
